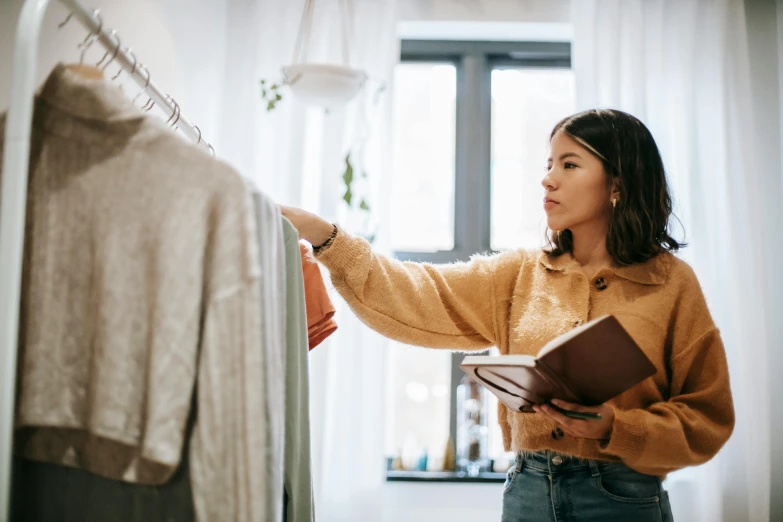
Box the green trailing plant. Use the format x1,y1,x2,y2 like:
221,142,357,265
341,153,370,209
341,153,354,206
341,153,375,244
261,84,375,243
260,79,284,112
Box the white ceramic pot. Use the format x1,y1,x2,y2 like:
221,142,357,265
282,63,368,108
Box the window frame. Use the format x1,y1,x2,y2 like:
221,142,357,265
392,39,572,461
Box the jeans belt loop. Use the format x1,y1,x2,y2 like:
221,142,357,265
587,459,601,478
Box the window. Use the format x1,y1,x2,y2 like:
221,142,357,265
384,341,452,470
386,40,575,477
391,63,457,253
490,68,576,251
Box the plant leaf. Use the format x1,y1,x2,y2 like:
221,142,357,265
343,187,353,206
359,199,370,211
267,101,276,112
275,93,282,101
342,155,354,186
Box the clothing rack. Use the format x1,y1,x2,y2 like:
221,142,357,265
0,1,214,518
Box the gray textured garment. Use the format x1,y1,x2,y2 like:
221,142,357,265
0,64,275,522
249,183,287,522
281,218,315,522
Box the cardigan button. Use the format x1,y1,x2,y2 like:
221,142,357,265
594,277,608,290
551,427,564,440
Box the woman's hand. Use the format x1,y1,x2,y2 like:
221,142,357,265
533,399,615,441
280,205,335,247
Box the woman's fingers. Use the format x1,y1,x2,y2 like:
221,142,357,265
534,404,584,431
534,401,614,440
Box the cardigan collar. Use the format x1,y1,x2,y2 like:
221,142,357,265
538,250,672,285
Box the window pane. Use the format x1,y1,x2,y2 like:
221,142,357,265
490,68,576,252
384,341,452,470
391,63,456,253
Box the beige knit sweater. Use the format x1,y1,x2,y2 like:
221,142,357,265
315,228,735,477
1,65,277,521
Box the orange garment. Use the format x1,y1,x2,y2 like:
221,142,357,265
300,242,337,349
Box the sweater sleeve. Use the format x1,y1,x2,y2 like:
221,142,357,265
188,177,280,522
314,228,523,350
189,283,270,522
601,271,735,476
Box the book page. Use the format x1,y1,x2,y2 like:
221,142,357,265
460,354,536,367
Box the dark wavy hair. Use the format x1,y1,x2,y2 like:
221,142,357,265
545,109,685,265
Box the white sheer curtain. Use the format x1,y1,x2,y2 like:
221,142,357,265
198,1,400,520
571,1,775,521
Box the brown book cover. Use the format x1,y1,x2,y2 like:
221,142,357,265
459,315,657,413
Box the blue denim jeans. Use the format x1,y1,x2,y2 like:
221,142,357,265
501,451,673,522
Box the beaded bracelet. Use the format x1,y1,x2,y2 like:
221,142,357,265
312,224,338,253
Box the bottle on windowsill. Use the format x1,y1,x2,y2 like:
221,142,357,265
456,373,489,477
443,436,456,472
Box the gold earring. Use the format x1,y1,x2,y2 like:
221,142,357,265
612,199,617,208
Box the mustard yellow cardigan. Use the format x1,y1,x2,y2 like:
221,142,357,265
315,228,735,477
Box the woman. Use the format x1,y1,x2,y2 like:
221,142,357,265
282,109,735,522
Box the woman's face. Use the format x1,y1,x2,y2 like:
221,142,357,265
541,131,613,233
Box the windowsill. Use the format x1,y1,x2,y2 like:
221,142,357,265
385,470,506,483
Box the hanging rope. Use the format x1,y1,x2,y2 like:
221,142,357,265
291,0,315,64
292,0,355,66
337,0,355,66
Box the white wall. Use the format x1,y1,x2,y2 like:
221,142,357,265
400,0,570,23
382,482,503,522
743,1,783,521
774,3,783,520
751,2,783,520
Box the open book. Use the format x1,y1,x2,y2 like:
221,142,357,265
460,315,657,414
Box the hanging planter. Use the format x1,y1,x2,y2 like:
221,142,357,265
262,0,368,111
260,0,377,242
282,63,367,109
